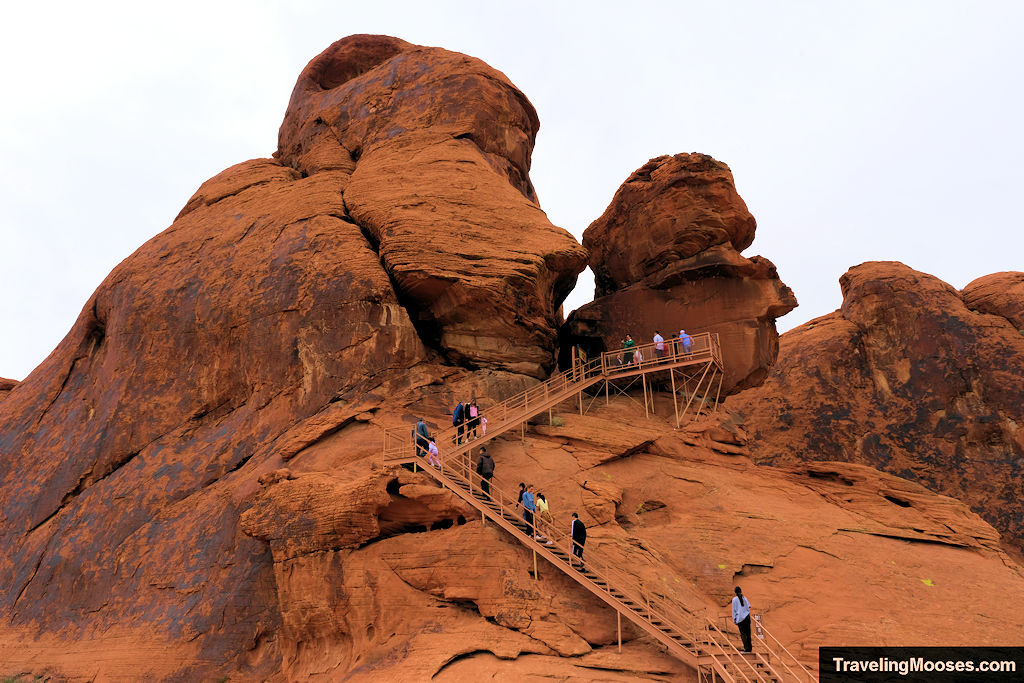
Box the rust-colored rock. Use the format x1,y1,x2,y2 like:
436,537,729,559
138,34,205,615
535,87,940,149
565,154,797,392
728,262,1024,554
277,35,587,377
2,35,1022,683
962,271,1024,330
0,377,15,399
584,154,756,296
0,34,584,680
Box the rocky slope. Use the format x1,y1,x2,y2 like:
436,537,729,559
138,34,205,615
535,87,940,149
564,154,797,392
728,262,1024,556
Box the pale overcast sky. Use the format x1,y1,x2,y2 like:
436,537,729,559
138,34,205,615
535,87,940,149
2,1,1022,381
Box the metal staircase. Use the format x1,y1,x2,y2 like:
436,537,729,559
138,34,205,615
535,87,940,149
382,332,726,465
379,332,815,681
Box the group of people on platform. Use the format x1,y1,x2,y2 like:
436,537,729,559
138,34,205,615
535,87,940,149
619,329,693,366
452,398,485,444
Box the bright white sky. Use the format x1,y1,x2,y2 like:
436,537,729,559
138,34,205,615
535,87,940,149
2,1,1022,381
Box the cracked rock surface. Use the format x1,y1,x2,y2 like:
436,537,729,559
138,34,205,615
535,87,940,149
565,153,797,392
728,261,1024,557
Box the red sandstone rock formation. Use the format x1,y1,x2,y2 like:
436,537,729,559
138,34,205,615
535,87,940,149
728,261,1024,555
275,34,587,377
0,377,15,399
2,36,1022,682
0,34,583,680
565,154,797,392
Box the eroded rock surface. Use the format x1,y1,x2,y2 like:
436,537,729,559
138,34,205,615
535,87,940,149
728,262,1024,554
2,35,1021,683
277,34,586,376
565,154,796,392
0,34,584,680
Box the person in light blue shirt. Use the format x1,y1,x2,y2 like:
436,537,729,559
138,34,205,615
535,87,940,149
732,586,752,652
679,329,693,355
522,484,537,538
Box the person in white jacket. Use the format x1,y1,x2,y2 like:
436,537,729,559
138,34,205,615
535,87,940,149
732,586,752,652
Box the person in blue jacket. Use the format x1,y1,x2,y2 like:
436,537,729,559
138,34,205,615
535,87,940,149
452,400,465,444
522,484,537,539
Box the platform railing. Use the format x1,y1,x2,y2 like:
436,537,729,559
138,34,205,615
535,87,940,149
383,332,723,465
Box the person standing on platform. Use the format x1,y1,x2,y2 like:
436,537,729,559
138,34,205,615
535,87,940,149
570,512,587,569
476,447,494,497
679,329,692,355
653,330,665,359
622,334,635,365
732,586,753,652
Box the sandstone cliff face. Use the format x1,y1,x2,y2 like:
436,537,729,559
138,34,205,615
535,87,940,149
235,401,1024,679
565,154,797,392
0,34,583,679
728,262,1024,555
275,34,587,376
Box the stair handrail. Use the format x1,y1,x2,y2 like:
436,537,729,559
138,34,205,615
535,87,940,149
382,356,607,463
756,618,815,682
415,449,762,681
382,331,724,464
597,332,719,379
703,615,773,683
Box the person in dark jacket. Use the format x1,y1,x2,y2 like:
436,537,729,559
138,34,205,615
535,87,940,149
476,447,494,497
414,417,430,458
452,401,465,444
570,512,587,569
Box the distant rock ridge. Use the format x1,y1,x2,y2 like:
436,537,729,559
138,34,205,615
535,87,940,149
564,153,797,392
728,261,1024,555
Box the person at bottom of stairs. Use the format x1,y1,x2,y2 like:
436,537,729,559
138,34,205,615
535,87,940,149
732,586,753,652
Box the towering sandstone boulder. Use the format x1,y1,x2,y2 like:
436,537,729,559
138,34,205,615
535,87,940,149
728,262,1024,555
564,153,797,392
